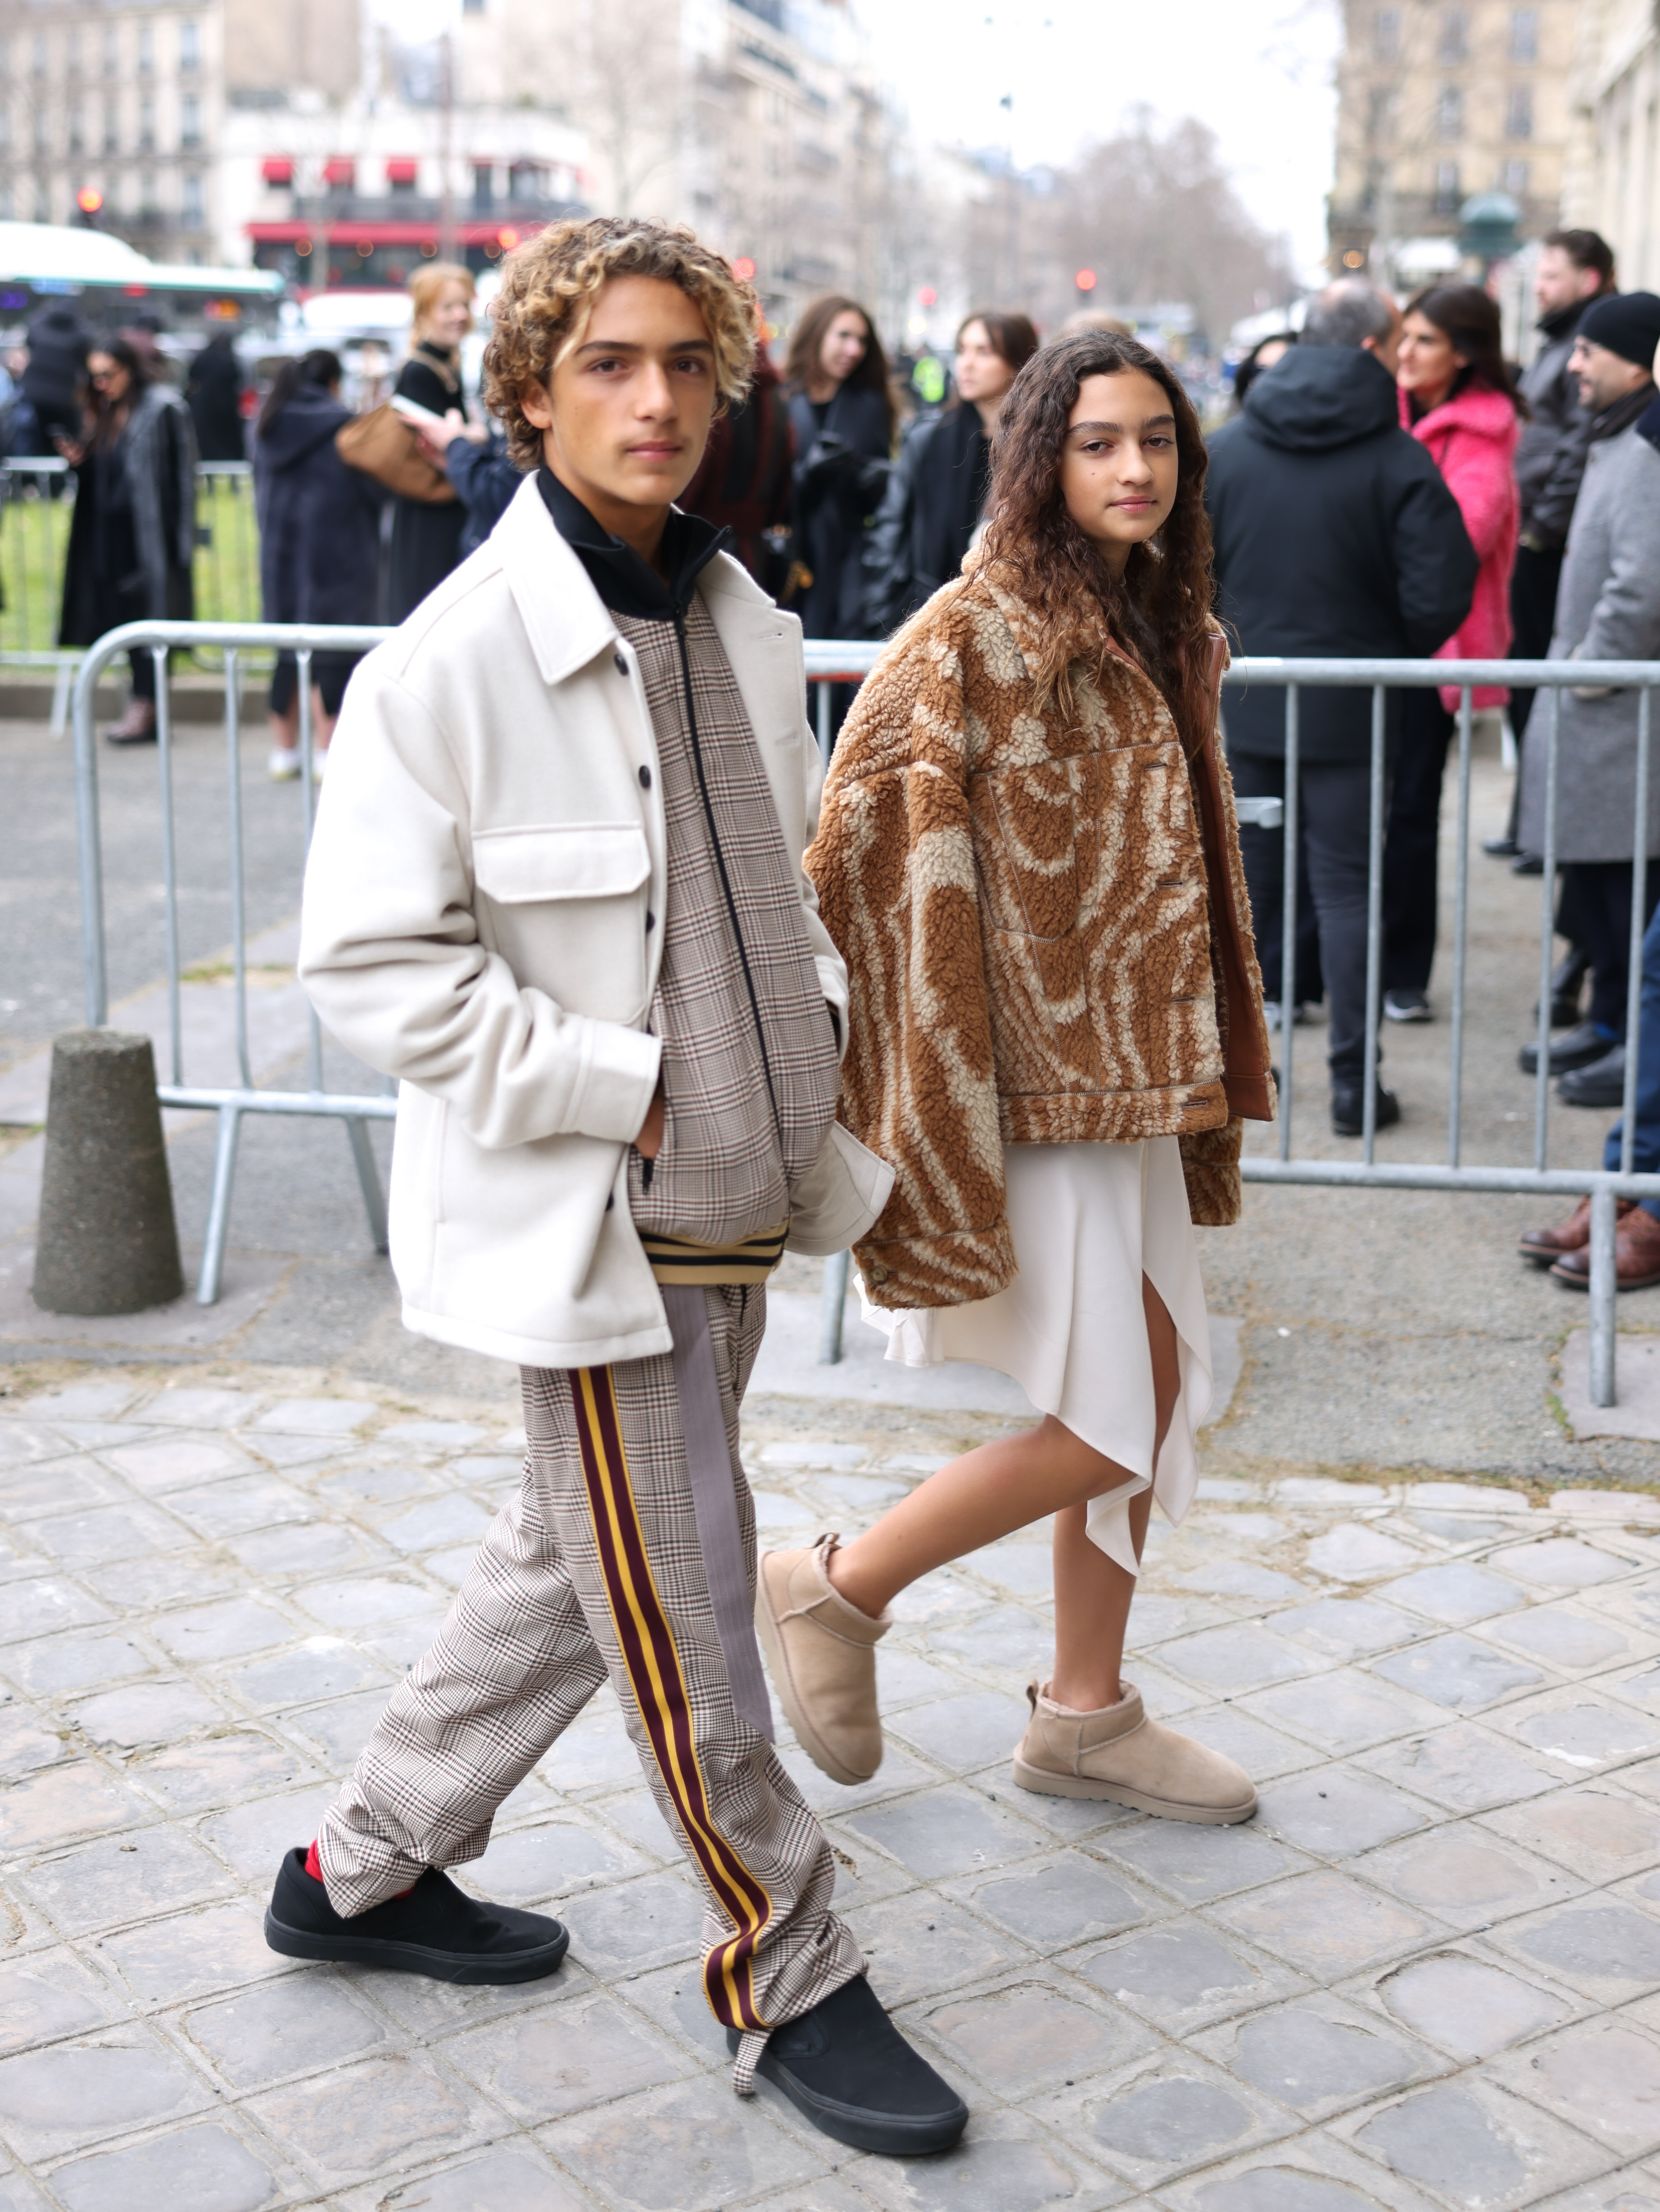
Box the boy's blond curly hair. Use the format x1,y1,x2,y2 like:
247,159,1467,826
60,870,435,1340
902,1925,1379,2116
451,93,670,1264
483,217,759,470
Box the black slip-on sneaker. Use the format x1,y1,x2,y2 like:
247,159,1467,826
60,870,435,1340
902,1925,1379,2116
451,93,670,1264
263,1847,569,1985
728,1973,968,2155
1330,1082,1401,1139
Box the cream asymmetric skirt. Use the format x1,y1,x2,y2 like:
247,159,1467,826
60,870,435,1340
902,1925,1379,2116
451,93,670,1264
859,1137,1212,1576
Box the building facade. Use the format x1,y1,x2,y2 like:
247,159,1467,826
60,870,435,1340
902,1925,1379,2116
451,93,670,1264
1562,0,1660,290
1328,0,1578,277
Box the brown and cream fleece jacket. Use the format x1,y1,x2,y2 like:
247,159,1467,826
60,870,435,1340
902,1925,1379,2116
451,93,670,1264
805,556,1275,1308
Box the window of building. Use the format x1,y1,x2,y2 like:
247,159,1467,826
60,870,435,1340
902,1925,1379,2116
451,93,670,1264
180,19,199,72
31,33,47,77
64,27,79,76
462,0,484,12
1438,9,1468,59
138,23,154,75
33,108,50,154
1373,7,1399,58
103,26,117,76
68,99,83,153
1368,86,1396,139
472,162,494,208
139,95,154,149
181,92,200,146
1436,85,1464,137
1506,83,1533,136
0,180,10,220
139,168,156,214
182,170,203,227
1503,157,1530,194
1511,8,1538,60
103,100,118,153
1435,159,1460,212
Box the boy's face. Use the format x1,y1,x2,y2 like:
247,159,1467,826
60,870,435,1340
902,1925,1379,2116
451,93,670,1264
522,275,718,523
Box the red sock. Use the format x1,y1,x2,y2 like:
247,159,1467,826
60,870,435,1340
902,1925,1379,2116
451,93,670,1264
304,1838,415,1897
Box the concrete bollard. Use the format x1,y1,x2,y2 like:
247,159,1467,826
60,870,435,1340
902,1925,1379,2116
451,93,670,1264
32,1029,185,1315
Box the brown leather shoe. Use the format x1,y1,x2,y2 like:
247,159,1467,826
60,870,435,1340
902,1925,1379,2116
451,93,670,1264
1519,1197,1634,1267
1550,1204,1660,1291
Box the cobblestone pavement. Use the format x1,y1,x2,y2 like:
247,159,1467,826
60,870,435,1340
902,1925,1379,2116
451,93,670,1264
6,1370,1660,2209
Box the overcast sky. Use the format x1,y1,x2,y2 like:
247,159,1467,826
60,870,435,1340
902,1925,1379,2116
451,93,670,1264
863,0,1342,281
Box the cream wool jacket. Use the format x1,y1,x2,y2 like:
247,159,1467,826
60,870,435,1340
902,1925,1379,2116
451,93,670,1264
300,475,891,1370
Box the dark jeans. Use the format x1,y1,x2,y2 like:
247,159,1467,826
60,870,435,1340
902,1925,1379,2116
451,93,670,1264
1231,751,1378,1083
1508,542,1564,744
1383,688,1455,997
1605,898,1660,1220
1561,860,1660,1038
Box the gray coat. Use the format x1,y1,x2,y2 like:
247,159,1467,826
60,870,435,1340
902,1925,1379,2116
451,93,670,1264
1518,410,1660,863
1514,301,1596,549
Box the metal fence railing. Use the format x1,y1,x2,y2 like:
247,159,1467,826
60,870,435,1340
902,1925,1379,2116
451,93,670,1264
69,625,1660,1404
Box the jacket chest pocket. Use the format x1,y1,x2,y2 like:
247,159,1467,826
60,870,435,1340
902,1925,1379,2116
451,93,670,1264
472,821,652,1023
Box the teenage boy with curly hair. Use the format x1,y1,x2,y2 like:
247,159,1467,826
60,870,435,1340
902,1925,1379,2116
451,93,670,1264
260,217,963,2155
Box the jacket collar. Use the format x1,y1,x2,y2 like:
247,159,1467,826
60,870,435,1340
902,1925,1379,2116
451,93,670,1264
537,465,731,621
1590,381,1658,444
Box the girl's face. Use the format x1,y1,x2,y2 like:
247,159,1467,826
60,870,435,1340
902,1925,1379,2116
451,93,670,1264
422,280,473,348
1397,311,1462,405
955,320,1015,407
87,351,130,404
818,310,869,387
1059,368,1179,577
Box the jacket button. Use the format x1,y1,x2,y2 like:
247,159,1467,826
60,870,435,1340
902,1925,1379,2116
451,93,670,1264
638,765,652,789
613,651,628,676
645,910,656,931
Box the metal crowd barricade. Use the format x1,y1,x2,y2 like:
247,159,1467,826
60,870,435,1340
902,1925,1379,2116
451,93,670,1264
72,619,397,1306
804,644,1660,1404
0,458,82,732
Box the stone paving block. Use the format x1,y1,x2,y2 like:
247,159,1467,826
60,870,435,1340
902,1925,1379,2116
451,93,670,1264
1157,1626,1316,1692
811,1473,910,1514
1191,1992,1443,2121
242,1433,341,1471
1212,1871,1440,1979
1375,1948,1575,2056
1055,2051,1296,2192
194,1784,339,1881
97,1896,290,2006
1357,1721,1562,1813
1240,1668,1446,1756
539,2074,828,2212
424,1545,487,1588
137,1389,264,1428
0,1580,112,1647
148,1598,297,1666
1489,2015,1660,2157
45,2118,289,2212
464,1818,652,1904
1075,1921,1308,2034
0,2025,213,2160
1370,1632,1544,1711
373,1495,495,1555
251,1399,377,1437
183,1970,397,2087
445,1992,686,2123
1163,2144,1442,2210
874,1646,963,1710
916,1973,1156,2097
83,1553,243,1612
281,1688,392,1769
1338,2075,1611,2209
0,1703,63,1781
844,2103,1126,2211
378,1420,489,1450
1483,1606,1636,1673
1307,1526,1426,1583
542,1702,656,1796
1491,1537,1640,1589
891,1566,994,1625
1353,1825,1578,1930
1275,1480,1392,1508
1256,1769,1431,1859
1502,1696,1660,1769
1099,1819,1312,1905
841,1782,1047,1879
1375,1561,1528,1626
316,1463,435,1507
0,1947,122,2058
1405,1509,1529,1545
926,1607,1053,1681
0,1762,153,1851
755,1440,869,1470
333,2146,598,2212
0,1462,127,1521
1609,1667,1660,1728
1124,1595,1235,1646
1498,1899,1660,1998
348,1954,601,2042
1170,1706,1323,1784
888,1690,1032,1773
246,2050,502,2192
1273,1599,1423,1662
217,1640,393,1714
225,1520,383,1580
971,1542,1063,1600
69,1680,224,1748
105,1437,248,1492
847,1891,1031,2007
1523,2178,1660,2212
1172,1562,1308,1603
31,1504,190,1570
17,1826,236,1935
587,1786,679,1867
559,1871,705,1976
1482,1786,1660,1882
0,2166,52,2212
294,1574,441,1630
165,1475,317,1540
359,1610,456,1672
620,1960,740,2066
20,1387,140,1424
944,1852,1156,1949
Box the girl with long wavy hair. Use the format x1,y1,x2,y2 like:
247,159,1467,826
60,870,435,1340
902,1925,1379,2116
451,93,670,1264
760,330,1276,1823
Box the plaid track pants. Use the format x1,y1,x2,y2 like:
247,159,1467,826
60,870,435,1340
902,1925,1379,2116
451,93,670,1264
316,1282,864,2034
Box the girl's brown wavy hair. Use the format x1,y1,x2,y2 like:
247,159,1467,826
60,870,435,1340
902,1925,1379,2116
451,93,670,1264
979,329,1216,754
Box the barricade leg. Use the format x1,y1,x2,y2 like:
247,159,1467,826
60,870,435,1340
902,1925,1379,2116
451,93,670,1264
345,1116,390,1255
197,1103,244,1307
819,1249,850,1364
1589,1184,1619,1407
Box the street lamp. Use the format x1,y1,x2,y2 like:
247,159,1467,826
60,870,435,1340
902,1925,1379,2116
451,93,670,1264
1458,190,1521,275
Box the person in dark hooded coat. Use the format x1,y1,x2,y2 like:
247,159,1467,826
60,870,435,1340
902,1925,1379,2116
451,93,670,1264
186,329,248,461
253,348,384,778
1205,277,1476,1137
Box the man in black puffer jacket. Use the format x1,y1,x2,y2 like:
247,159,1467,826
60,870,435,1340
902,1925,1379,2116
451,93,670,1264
1206,278,1476,1136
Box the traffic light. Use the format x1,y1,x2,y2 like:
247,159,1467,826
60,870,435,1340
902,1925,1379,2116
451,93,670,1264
75,186,104,228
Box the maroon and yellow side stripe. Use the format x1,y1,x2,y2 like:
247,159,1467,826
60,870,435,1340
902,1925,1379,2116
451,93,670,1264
569,1363,773,2030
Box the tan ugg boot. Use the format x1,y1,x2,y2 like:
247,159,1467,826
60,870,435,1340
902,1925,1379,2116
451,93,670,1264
1013,1679,1257,1824
755,1536,890,1785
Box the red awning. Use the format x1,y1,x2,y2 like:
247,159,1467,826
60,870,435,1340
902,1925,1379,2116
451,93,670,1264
248,218,549,248
321,158,355,188
385,158,418,185
261,157,294,185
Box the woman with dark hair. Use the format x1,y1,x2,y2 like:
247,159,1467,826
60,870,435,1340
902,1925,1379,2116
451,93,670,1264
57,334,197,744
782,297,893,723
1383,283,1525,1020
1229,331,1295,413
863,308,1040,633
764,331,1275,1820
254,348,384,778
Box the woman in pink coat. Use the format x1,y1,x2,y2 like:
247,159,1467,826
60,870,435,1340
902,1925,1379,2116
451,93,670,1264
1383,283,1525,1020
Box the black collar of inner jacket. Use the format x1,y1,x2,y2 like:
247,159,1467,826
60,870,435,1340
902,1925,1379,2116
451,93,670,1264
538,465,731,621
1590,380,1659,444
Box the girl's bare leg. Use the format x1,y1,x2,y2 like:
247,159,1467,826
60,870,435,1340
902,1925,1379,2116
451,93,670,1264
828,1278,1182,1690
270,699,299,756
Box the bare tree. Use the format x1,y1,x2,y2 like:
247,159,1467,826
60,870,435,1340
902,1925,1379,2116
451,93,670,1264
579,0,682,218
